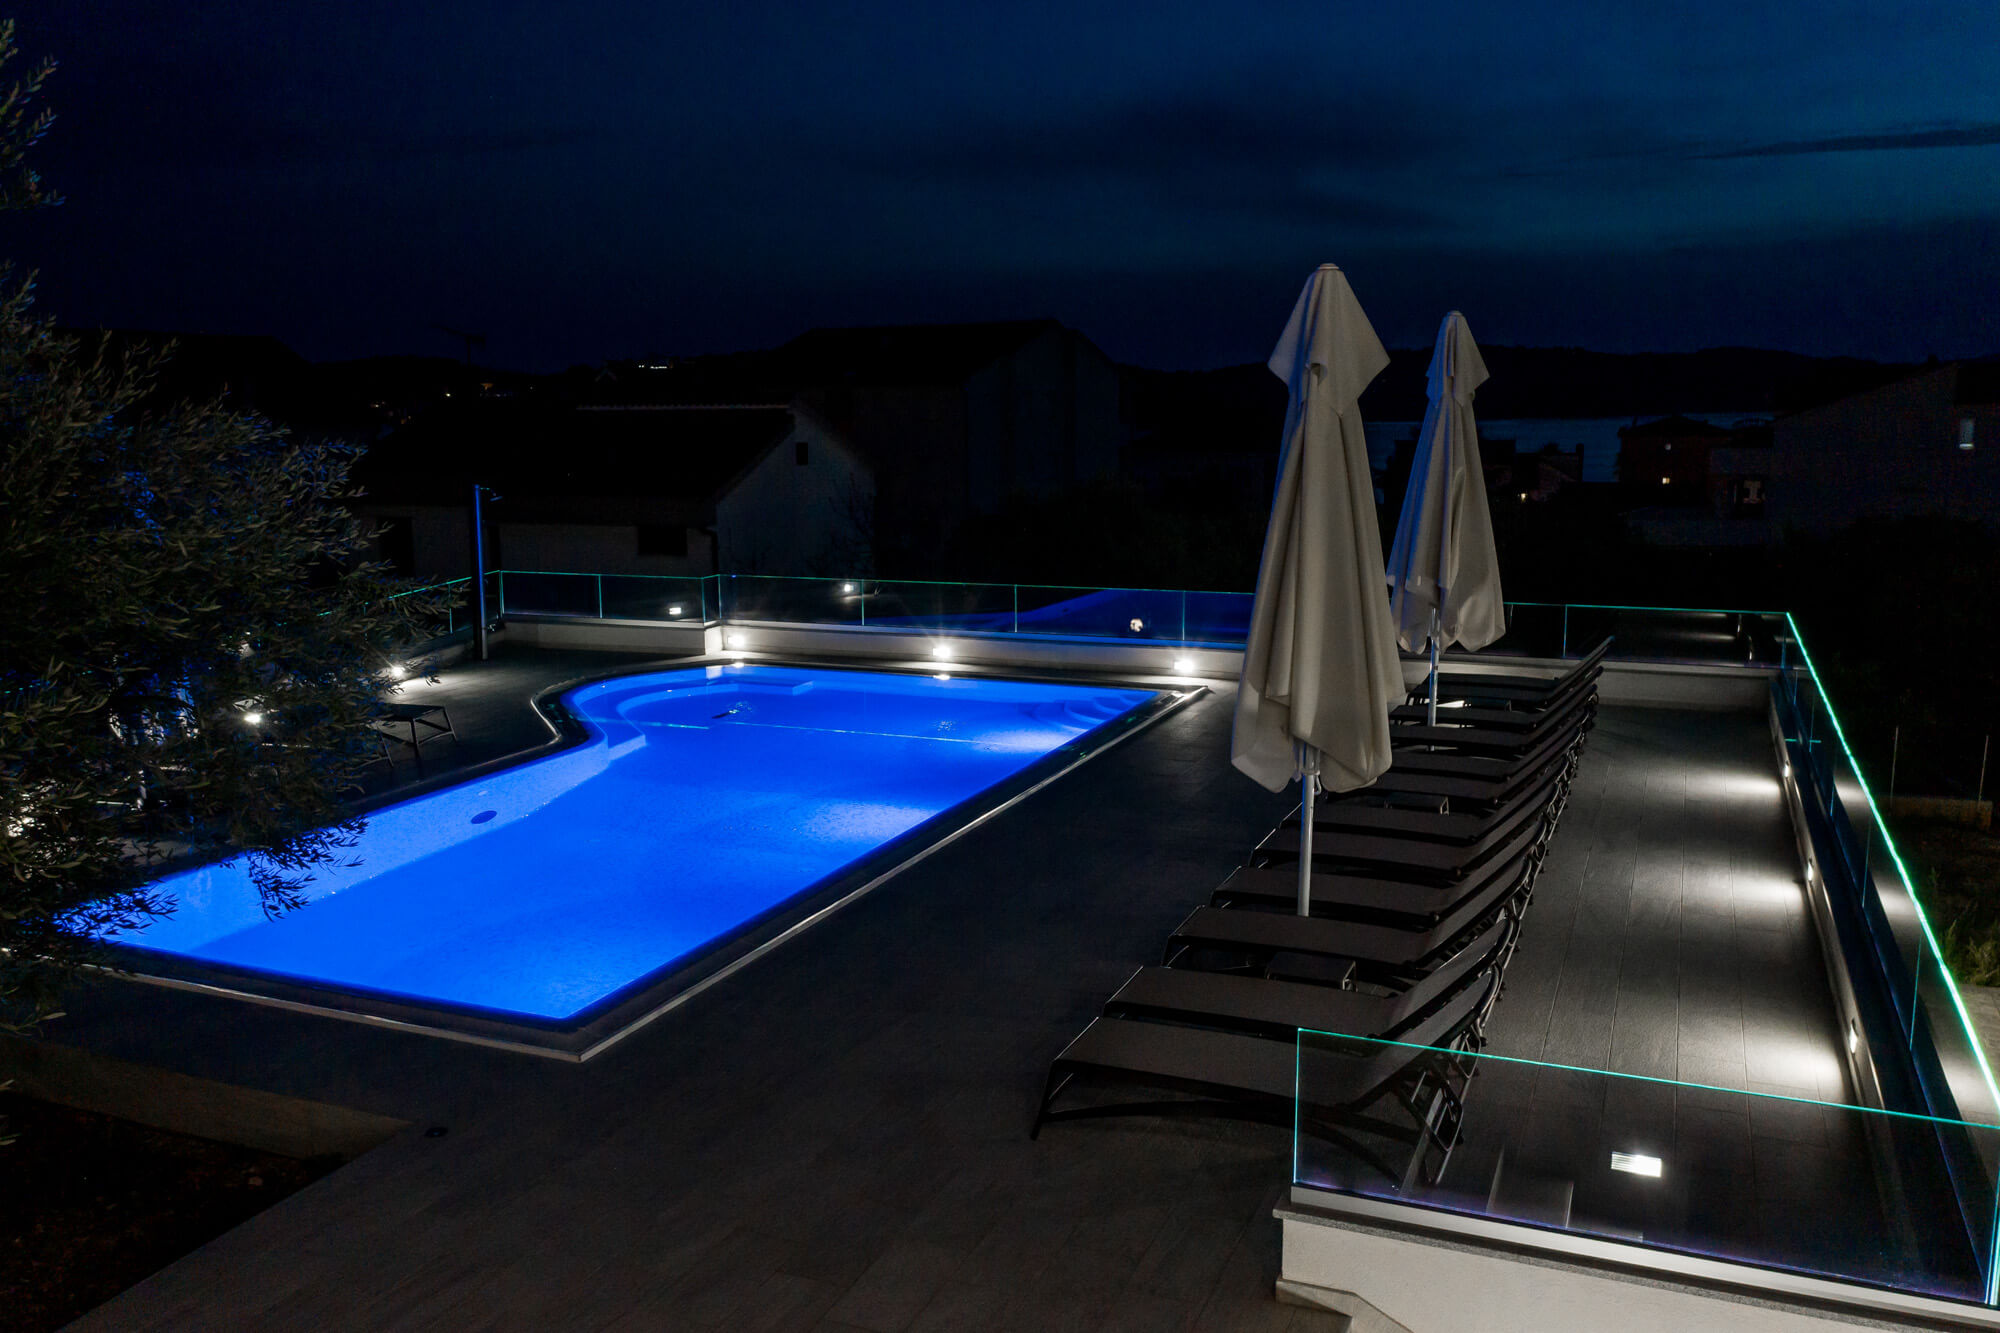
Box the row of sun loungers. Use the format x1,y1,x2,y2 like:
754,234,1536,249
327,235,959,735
1030,640,1610,1193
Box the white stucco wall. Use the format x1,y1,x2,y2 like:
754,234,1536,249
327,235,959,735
714,415,873,575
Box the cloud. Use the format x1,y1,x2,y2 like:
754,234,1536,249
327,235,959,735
826,85,1458,235
1694,122,2000,159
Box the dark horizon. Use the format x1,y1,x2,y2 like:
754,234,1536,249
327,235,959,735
13,4,2000,373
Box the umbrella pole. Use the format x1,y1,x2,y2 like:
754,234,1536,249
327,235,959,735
1427,609,1440,726
1298,748,1316,917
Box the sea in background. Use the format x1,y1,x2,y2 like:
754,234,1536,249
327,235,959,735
1364,414,1770,485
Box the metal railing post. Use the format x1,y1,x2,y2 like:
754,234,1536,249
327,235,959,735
595,574,604,620
1180,590,1187,644
1012,585,1019,635
1560,604,1569,659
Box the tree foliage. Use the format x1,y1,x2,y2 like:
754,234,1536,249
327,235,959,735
0,29,449,1033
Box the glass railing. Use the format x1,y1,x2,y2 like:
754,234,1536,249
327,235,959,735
1776,617,2000,1185
488,570,712,624
713,575,1256,647
1293,1027,2000,1309
430,568,1793,668
1481,602,1791,668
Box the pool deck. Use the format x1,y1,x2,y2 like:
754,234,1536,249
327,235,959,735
45,645,1855,1330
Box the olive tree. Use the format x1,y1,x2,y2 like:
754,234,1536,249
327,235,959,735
0,24,450,1033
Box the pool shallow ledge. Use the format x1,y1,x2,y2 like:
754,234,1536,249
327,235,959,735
104,661,1205,1062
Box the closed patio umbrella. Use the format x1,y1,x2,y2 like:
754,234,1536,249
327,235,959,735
1385,312,1505,724
1232,264,1404,915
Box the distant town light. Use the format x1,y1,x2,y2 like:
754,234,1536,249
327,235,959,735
242,711,264,726
842,582,856,593
1610,1151,1662,1178
1518,492,1527,501
1660,476,1670,485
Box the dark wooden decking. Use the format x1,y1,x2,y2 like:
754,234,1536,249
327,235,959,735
51,649,1853,1330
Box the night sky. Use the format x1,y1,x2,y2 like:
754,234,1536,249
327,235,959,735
12,3,2000,370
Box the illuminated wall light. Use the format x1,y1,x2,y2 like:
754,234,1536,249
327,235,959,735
242,711,264,726
727,633,748,650
1172,657,1194,674
932,643,952,659
1609,1151,1662,1178
842,582,856,593
668,604,683,616
1129,617,1145,633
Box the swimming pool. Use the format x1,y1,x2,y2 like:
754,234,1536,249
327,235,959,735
116,665,1160,1038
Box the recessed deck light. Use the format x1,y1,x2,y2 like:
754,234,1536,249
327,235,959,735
668,604,683,616
934,672,951,681
1610,1151,1662,1177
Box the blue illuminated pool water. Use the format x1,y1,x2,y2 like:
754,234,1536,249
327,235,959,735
120,666,1156,1020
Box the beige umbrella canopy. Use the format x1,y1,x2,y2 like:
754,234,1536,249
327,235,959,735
1385,312,1505,721
1233,265,1404,911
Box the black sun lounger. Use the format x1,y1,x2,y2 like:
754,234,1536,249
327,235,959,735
1170,852,1535,977
1105,915,1509,1043
1256,774,1559,878
1032,971,1497,1188
1321,745,1577,812
1284,763,1567,843
1387,687,1597,758
1417,637,1611,709
1213,830,1545,922
1376,717,1587,782
1389,698,1589,731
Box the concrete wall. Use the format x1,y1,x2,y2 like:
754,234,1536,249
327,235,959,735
1772,365,2000,534
1276,1209,1986,1331
715,414,873,576
357,503,714,581
963,325,1121,512
496,521,713,578
360,503,471,581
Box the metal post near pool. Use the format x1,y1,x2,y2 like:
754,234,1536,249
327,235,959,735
470,482,491,662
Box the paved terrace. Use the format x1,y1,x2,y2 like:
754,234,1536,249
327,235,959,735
46,647,1854,1330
